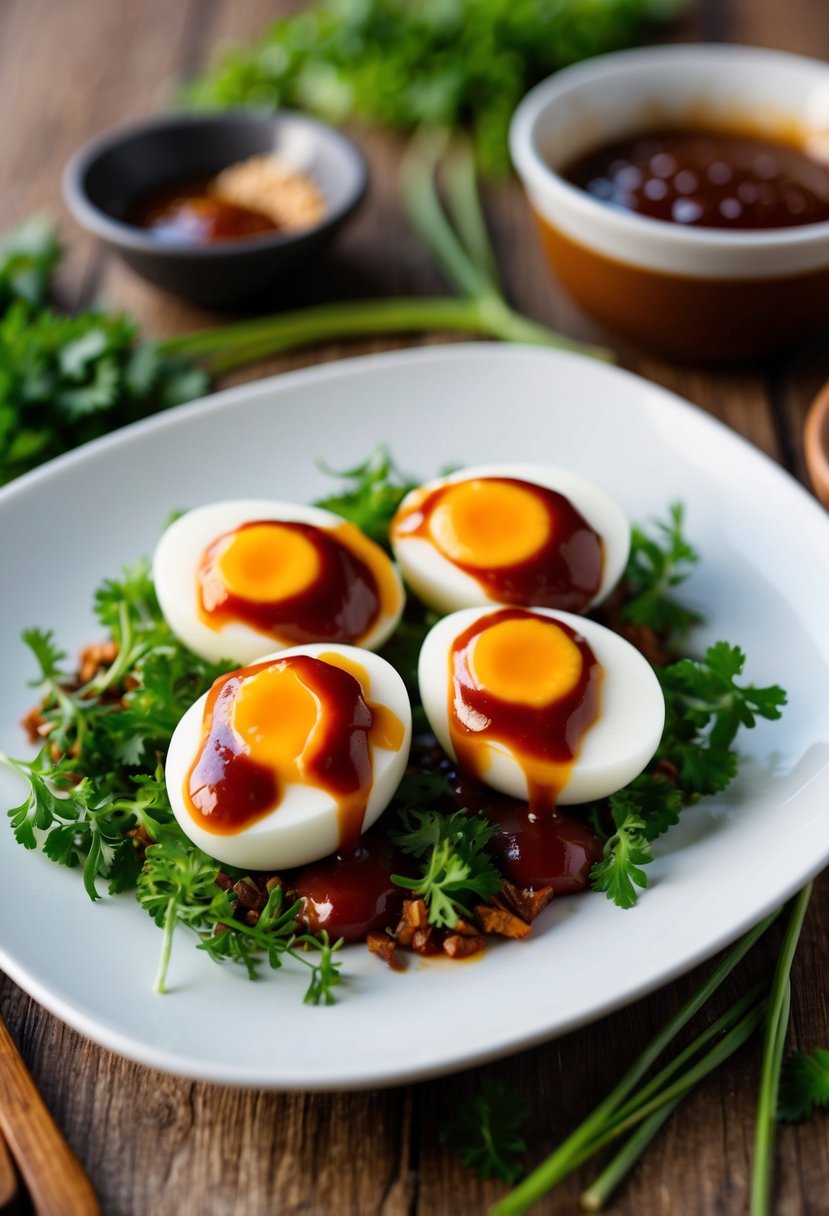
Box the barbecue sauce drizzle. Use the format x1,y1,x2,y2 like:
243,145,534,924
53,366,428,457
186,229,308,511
449,608,602,816
184,655,397,854
198,519,384,645
393,477,603,613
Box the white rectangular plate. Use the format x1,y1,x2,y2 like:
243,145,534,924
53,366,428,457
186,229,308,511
1,343,828,1089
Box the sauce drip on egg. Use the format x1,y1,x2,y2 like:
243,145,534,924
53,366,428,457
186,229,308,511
448,608,602,815
197,518,397,646
184,653,404,853
392,477,603,612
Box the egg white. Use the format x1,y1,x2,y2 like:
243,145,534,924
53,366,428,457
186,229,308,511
418,606,664,806
153,499,405,664
391,463,630,615
166,643,412,871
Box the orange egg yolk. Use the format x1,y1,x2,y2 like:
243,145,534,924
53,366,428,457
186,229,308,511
184,654,404,851
468,616,583,707
196,518,402,646
449,609,601,814
392,477,603,613
428,479,551,568
209,523,320,605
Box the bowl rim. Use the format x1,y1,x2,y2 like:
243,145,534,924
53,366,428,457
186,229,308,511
509,43,829,252
62,108,369,259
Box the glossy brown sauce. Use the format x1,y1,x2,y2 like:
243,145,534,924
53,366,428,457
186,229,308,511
482,797,603,892
198,520,383,646
439,762,601,893
449,608,601,816
562,128,829,230
127,178,278,244
185,655,375,851
288,831,414,943
393,477,603,612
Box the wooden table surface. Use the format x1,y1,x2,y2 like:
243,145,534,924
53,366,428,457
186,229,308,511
1,1,828,1213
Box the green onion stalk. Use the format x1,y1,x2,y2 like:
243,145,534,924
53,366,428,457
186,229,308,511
161,133,611,375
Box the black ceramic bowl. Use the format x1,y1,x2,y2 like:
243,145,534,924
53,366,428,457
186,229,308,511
63,111,368,308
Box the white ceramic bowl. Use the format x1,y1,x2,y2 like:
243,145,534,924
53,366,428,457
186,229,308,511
510,45,829,362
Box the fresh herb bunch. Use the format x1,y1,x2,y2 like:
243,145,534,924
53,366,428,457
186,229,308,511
0,216,60,313
1,559,342,1004
0,216,210,486
183,0,683,175
0,302,207,486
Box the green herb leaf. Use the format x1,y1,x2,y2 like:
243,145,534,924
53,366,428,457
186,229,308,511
778,1048,829,1123
442,1080,528,1183
315,445,416,548
658,643,786,796
0,216,60,313
391,808,501,927
0,301,208,486
590,799,653,909
622,502,701,645
183,0,683,176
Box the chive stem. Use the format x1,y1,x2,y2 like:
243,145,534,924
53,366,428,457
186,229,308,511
593,1000,765,1148
441,138,501,291
165,296,609,376
751,883,812,1216
579,1096,683,1212
609,980,766,1125
401,129,494,301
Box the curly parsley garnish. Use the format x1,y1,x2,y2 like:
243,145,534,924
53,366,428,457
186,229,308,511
622,502,701,645
391,808,501,928
315,446,416,549
1,558,342,1004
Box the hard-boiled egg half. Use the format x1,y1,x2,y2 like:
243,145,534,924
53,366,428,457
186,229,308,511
419,606,664,809
154,500,405,664
390,464,629,615
166,644,412,871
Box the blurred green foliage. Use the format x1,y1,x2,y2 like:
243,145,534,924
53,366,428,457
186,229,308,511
183,0,684,175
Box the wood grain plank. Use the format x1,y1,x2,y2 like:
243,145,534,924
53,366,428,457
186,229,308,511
725,0,829,55
0,1132,18,1211
0,0,199,309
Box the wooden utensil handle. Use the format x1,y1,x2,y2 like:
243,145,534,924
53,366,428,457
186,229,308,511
0,1015,99,1216
0,1131,18,1211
